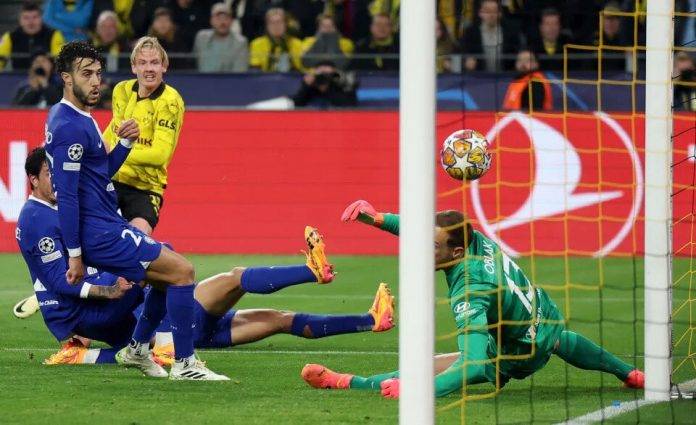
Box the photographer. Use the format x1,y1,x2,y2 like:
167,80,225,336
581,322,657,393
292,61,358,108
12,51,61,107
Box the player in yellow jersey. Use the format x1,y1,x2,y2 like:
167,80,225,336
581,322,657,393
103,36,184,235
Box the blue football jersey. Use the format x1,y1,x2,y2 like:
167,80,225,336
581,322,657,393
44,99,131,257
16,196,119,341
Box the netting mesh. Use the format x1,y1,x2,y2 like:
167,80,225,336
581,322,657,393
434,3,694,423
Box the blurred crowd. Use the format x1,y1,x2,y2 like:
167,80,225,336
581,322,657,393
1,0,695,110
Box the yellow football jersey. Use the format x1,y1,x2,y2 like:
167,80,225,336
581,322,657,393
104,79,184,195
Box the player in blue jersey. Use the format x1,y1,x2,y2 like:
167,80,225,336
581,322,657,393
19,147,395,370
17,147,145,364
44,41,226,380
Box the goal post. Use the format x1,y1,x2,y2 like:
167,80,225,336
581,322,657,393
644,0,674,402
399,0,436,424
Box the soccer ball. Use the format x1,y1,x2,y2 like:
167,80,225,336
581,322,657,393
440,129,492,181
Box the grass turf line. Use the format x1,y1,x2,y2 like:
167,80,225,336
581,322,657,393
0,253,690,424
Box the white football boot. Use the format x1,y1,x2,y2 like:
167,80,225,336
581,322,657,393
115,343,168,378
169,355,230,381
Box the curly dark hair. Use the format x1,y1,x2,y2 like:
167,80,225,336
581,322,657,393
55,41,105,75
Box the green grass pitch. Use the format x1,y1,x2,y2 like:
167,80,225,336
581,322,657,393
0,253,693,424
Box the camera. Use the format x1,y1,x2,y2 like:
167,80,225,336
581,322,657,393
314,71,339,87
32,67,46,77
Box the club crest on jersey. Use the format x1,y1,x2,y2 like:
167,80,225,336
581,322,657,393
68,143,84,161
45,128,53,144
38,237,55,254
15,227,21,241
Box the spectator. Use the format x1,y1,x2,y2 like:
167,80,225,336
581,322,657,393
436,17,458,73
90,0,137,38
351,13,398,71
167,0,214,50
286,0,326,38
322,0,372,42
130,0,167,38
593,2,630,73
437,0,475,41
149,7,193,70
0,1,65,71
249,8,304,72
292,60,357,108
674,51,696,111
12,51,62,107
528,8,571,72
91,10,129,71
368,0,400,33
301,14,354,70
42,0,93,42
502,50,553,112
461,0,519,72
234,0,284,41
193,3,248,72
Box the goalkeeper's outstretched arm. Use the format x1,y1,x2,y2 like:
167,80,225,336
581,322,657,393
340,200,400,236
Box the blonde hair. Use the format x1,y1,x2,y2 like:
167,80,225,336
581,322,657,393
130,36,169,68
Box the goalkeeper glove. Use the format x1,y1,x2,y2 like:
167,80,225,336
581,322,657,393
340,200,384,227
380,378,400,399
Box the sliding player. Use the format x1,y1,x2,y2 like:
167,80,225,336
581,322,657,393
45,41,222,380
18,147,394,369
301,200,644,398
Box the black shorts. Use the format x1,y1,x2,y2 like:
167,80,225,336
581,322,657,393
113,181,164,229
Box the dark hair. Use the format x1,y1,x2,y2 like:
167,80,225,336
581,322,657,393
21,0,41,13
436,210,473,249
541,8,561,20
25,147,46,188
55,41,105,74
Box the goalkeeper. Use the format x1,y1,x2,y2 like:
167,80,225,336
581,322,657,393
301,200,644,398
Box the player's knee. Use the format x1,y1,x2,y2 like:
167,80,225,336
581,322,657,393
171,257,195,284
278,311,298,335
230,267,247,284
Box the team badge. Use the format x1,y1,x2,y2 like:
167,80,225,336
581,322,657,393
68,144,84,161
38,237,55,254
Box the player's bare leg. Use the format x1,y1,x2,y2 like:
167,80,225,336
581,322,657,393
129,217,153,235
194,273,395,344
194,268,247,315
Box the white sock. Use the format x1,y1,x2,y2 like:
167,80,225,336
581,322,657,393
83,349,100,364
129,340,148,356
154,332,173,347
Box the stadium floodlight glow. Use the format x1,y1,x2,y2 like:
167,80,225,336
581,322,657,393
399,0,436,424
644,0,674,402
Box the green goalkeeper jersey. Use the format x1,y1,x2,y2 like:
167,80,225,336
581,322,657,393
380,213,565,396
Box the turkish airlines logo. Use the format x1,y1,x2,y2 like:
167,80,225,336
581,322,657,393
470,112,643,258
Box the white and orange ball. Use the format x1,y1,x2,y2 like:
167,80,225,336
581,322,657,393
440,129,492,181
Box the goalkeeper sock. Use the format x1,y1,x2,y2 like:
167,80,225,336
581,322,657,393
131,287,167,344
166,284,196,360
290,313,375,338
555,330,634,380
240,265,317,294
350,371,400,390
